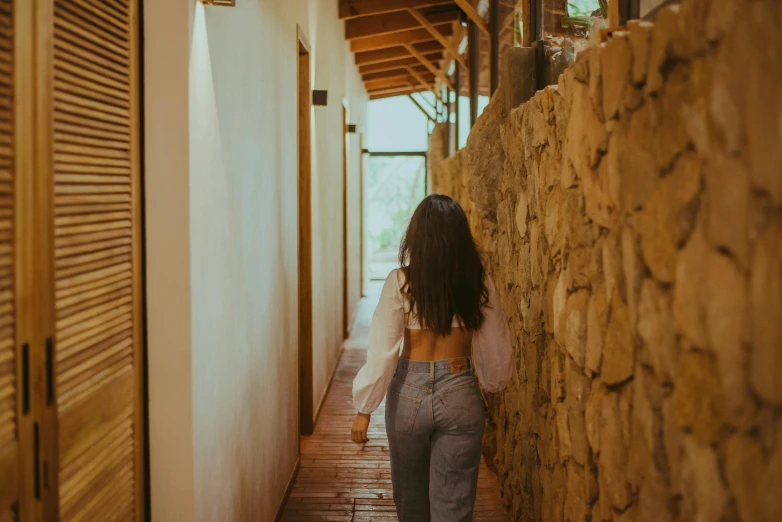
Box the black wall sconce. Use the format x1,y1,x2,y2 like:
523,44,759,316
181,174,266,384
312,90,328,106
346,124,357,133
201,0,235,5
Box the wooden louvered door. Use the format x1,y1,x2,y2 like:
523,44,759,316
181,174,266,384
35,0,145,520
0,2,29,521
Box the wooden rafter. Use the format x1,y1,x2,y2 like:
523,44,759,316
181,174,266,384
362,67,433,82
350,25,452,53
355,41,442,65
345,9,458,40
407,8,468,69
404,43,454,90
453,0,490,35
360,58,432,74
339,0,453,19
437,20,465,89
368,84,424,98
365,75,424,91
407,94,436,122
405,66,444,104
370,88,425,100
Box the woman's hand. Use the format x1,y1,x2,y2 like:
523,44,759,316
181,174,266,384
351,413,371,443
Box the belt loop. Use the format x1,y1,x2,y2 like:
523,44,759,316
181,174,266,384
470,357,475,376
430,361,435,381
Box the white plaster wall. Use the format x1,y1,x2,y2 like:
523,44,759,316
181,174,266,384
146,0,366,519
187,0,366,519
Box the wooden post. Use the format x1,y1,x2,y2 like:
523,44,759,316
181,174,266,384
454,61,461,150
490,0,499,95
443,86,451,157
609,0,620,27
468,19,479,128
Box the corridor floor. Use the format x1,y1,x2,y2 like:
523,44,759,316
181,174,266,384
279,282,509,522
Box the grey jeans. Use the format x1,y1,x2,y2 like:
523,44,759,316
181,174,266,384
385,357,486,522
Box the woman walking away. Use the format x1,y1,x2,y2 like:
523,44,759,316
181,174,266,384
350,194,513,522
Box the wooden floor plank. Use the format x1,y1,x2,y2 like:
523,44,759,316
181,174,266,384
279,284,509,521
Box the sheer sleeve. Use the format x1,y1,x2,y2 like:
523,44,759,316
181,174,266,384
472,275,513,392
352,269,406,414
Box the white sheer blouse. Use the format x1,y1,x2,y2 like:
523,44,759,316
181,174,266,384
352,268,513,415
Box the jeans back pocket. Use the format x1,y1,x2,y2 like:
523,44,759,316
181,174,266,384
440,380,484,431
386,388,423,434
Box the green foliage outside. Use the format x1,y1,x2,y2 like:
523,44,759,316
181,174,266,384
567,0,602,17
366,156,426,256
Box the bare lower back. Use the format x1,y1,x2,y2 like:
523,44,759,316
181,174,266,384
401,327,473,361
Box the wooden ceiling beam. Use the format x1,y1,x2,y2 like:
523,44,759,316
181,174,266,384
350,25,452,53
370,88,427,100
365,75,422,91
359,55,441,74
407,8,468,69
345,9,458,40
339,0,454,20
404,42,454,90
453,0,490,35
363,68,434,82
368,84,425,97
355,41,442,65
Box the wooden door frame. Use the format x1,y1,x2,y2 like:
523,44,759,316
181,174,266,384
297,26,314,436
358,133,365,298
341,99,349,339
32,0,58,517
11,1,40,520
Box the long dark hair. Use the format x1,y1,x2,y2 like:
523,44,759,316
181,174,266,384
399,194,488,336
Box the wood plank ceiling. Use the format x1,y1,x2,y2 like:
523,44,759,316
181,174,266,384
340,0,517,101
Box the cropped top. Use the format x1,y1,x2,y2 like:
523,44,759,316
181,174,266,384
352,268,513,415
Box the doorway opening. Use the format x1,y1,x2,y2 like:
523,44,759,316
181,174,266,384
365,152,427,281
297,27,313,436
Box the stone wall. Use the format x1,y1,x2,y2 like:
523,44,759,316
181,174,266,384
431,1,782,520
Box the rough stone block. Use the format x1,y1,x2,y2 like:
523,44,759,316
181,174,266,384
672,351,725,445
707,251,755,428
705,153,750,269
744,1,782,205
602,290,634,385
605,115,657,212
637,279,678,383
685,436,728,522
639,152,702,284
750,220,782,406
601,33,633,121
645,5,680,96
467,94,506,222
515,191,528,238
589,43,605,121
597,389,632,510
552,270,568,340
629,21,654,86
564,290,590,368
725,434,765,522
673,225,709,348
566,360,590,466
565,461,589,522
585,287,606,375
